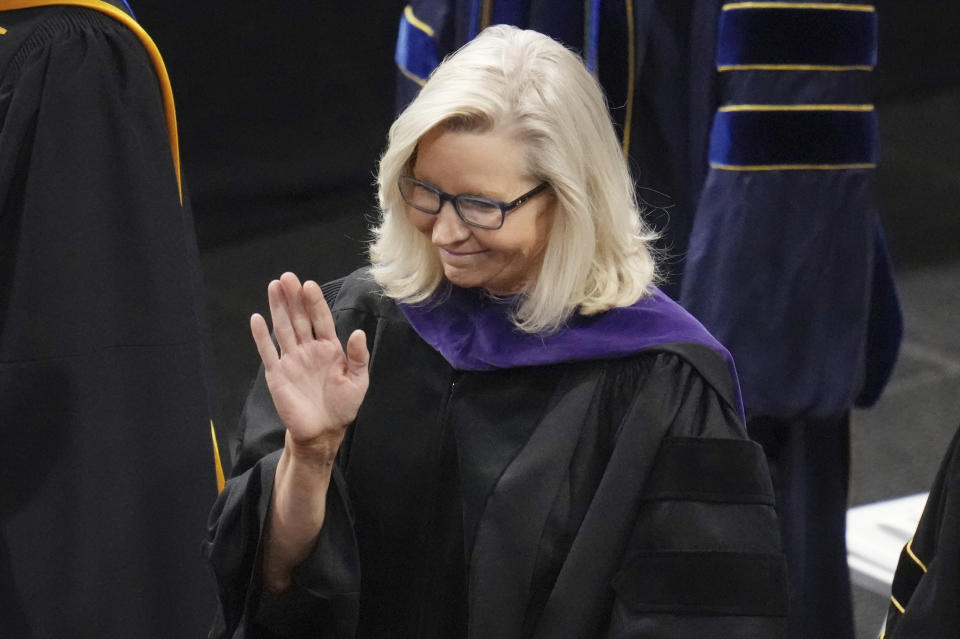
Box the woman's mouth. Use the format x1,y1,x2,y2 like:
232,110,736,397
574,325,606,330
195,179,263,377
440,248,486,258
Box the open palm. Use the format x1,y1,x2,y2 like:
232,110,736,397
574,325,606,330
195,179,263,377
250,273,369,447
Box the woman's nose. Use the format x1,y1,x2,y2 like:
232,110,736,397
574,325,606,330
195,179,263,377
431,201,470,244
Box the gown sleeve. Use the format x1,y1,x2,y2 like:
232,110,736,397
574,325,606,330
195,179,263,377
204,367,361,638
605,350,788,638
0,8,217,637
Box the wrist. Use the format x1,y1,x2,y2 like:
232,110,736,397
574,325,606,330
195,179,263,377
282,431,343,470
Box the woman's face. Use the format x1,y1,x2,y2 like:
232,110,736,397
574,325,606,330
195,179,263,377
407,126,555,296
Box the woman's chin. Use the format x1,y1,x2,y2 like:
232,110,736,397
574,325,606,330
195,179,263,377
442,267,480,290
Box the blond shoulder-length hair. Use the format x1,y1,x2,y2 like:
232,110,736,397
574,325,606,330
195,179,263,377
370,24,658,334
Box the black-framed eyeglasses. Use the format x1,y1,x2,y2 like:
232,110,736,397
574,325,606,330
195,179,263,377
398,175,550,230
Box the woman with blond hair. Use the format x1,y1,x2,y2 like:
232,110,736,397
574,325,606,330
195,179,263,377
206,25,787,638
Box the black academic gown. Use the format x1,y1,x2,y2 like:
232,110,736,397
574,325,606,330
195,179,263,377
206,268,787,638
883,424,960,638
0,3,218,636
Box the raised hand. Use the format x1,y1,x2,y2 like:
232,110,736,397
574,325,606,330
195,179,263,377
250,272,369,456
251,273,369,591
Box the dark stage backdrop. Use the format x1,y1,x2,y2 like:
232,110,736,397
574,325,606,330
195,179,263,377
874,0,960,100
133,1,405,247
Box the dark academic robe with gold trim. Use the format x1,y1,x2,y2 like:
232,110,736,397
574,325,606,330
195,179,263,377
0,2,218,636
884,424,960,638
205,267,787,638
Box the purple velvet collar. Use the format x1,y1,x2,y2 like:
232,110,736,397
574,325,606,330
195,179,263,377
398,284,743,417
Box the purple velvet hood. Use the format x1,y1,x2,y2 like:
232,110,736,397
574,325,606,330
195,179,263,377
398,284,745,418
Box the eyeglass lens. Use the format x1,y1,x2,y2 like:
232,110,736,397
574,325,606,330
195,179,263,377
400,177,503,228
